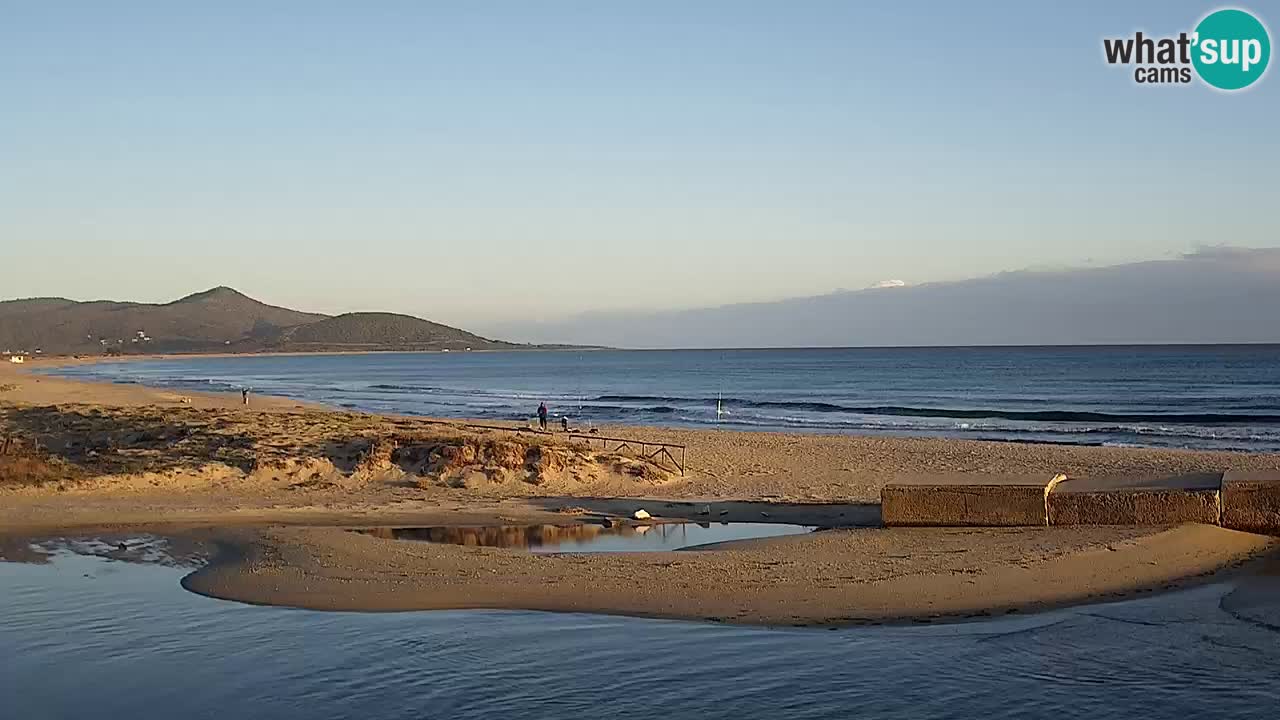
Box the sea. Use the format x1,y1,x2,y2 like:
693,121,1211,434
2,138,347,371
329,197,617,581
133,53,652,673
45,345,1280,452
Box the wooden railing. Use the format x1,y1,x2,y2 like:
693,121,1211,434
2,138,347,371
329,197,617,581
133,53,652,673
400,418,687,476
567,433,686,476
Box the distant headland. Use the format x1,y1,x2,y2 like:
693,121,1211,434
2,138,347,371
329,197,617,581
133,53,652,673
0,286,591,356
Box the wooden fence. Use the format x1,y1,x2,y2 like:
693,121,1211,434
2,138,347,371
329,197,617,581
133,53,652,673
567,433,686,476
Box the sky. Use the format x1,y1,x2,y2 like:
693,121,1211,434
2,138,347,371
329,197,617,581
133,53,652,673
2,1,1277,331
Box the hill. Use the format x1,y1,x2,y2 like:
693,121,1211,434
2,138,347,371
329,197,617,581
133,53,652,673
261,312,516,352
0,288,528,355
0,298,81,318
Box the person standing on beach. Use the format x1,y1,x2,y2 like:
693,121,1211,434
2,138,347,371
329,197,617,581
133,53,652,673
537,402,548,431
242,388,250,406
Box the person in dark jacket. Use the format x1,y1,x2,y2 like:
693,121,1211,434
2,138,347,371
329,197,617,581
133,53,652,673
537,402,548,431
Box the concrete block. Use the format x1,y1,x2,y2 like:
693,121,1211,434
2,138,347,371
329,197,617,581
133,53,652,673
1047,473,1221,526
1222,470,1280,533
881,474,1063,527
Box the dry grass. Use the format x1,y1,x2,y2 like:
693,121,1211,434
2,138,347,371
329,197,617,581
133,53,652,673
0,442,82,487
0,404,670,492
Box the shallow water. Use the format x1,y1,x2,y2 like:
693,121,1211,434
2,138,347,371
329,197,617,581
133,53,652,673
2,547,1279,719
359,521,813,553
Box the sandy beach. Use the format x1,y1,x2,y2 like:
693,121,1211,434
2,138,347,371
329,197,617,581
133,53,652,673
3,356,1279,625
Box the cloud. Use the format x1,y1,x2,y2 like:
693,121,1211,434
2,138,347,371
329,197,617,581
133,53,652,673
870,279,906,289
1183,245,1280,268
482,247,1280,348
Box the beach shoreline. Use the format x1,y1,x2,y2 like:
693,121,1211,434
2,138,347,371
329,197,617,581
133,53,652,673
26,347,1280,455
20,345,599,372
4,356,1280,626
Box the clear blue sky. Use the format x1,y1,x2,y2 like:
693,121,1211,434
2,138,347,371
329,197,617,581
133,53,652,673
2,1,1276,330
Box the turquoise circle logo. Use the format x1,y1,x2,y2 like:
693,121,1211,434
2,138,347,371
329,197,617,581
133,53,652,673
1192,8,1271,90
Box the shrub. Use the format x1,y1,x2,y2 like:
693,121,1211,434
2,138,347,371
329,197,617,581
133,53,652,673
0,443,82,486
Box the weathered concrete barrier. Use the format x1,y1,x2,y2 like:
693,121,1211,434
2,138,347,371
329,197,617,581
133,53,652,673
881,474,1064,527
1221,470,1280,533
1048,473,1222,526
881,470,1280,532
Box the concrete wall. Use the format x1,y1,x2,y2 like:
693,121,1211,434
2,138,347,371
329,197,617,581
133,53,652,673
881,475,1062,527
1221,471,1280,533
882,471,1279,533
1048,473,1222,526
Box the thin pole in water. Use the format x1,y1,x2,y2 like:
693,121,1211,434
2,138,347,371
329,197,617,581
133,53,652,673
715,350,727,428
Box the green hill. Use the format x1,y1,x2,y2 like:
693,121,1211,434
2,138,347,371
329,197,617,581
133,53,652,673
263,312,516,352
0,287,534,355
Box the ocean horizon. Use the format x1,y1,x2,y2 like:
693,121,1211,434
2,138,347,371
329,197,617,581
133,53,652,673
45,344,1280,453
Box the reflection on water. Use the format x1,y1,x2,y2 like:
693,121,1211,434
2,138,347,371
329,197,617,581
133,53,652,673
0,534,204,567
358,522,814,553
1,551,1278,719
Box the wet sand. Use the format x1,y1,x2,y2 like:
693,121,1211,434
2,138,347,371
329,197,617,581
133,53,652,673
3,357,1279,625
0,357,320,412
177,522,1273,625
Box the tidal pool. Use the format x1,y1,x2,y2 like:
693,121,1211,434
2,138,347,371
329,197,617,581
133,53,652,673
357,521,814,553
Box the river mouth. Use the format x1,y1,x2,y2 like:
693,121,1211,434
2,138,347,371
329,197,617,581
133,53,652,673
354,521,815,553
3,549,1279,719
